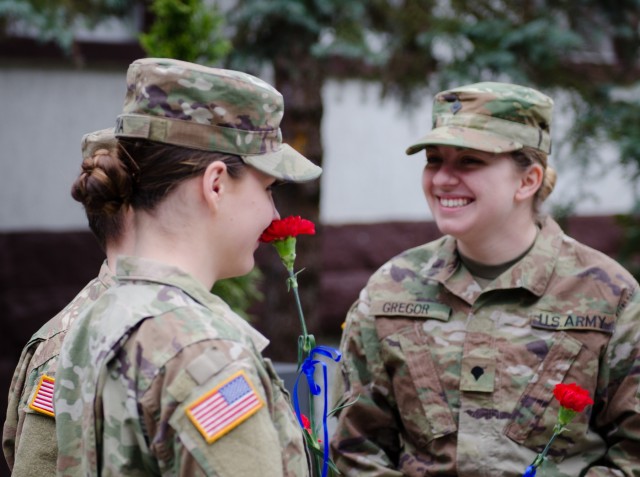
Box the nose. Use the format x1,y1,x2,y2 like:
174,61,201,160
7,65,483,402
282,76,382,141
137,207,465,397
272,202,281,221
431,163,459,186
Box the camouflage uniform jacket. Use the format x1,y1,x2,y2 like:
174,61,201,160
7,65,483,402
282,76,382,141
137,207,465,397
55,256,308,477
330,217,640,476
2,262,114,476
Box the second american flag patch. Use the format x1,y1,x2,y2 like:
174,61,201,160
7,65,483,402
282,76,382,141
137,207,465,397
186,370,264,444
29,375,55,417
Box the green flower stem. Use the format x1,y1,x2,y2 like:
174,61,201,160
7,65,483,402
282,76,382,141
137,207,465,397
287,267,321,476
530,423,564,470
287,268,308,339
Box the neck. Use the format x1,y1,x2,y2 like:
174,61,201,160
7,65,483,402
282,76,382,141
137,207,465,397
105,230,136,273
132,209,218,290
457,216,538,265
105,246,124,273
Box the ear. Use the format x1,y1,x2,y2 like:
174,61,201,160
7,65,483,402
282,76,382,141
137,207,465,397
201,161,228,211
515,163,544,202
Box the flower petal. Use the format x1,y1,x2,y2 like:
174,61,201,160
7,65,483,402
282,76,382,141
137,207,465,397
553,382,594,413
260,216,316,243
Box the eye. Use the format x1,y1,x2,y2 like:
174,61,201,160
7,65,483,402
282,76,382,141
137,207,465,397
459,155,485,166
425,155,443,168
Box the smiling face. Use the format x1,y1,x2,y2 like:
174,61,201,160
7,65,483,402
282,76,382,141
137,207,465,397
422,145,538,249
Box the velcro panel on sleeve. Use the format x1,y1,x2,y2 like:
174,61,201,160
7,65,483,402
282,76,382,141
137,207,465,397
169,364,284,477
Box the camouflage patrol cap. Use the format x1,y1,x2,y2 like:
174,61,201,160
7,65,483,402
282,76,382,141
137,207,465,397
81,127,117,159
114,58,321,182
406,82,553,155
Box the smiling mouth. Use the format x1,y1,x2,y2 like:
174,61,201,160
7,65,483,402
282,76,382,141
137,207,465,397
439,197,472,208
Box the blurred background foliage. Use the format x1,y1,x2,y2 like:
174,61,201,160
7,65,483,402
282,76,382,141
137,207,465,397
0,0,132,50
2,0,639,290
210,268,264,321
139,0,230,63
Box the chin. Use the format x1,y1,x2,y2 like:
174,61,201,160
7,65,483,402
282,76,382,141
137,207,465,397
236,259,256,278
434,218,472,239
219,258,255,281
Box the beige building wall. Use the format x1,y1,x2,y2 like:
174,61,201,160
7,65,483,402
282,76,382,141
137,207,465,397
1,64,124,230
320,80,636,224
0,65,636,231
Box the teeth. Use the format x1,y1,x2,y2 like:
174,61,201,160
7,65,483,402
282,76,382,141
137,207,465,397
440,198,470,208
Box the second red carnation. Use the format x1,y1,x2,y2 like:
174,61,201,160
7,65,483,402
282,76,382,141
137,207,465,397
553,382,594,413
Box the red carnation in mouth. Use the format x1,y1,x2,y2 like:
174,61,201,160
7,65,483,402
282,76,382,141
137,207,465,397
259,216,315,243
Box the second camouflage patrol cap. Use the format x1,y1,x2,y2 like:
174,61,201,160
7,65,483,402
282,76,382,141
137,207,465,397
115,58,322,183
81,127,117,159
406,81,554,155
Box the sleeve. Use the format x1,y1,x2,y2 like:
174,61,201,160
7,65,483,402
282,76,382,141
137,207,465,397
329,294,404,477
140,338,288,477
11,413,58,477
10,344,61,477
587,286,640,476
2,341,38,470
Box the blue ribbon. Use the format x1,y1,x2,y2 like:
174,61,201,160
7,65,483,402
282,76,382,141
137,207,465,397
523,465,537,477
293,345,342,477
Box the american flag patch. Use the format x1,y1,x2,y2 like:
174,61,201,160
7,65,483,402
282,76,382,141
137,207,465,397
186,370,264,444
29,375,55,417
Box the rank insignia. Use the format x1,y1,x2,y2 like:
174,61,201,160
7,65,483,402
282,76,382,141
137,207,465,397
29,375,55,417
186,370,264,444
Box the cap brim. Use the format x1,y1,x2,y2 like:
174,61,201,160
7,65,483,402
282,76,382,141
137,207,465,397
242,143,322,182
81,127,117,158
405,126,523,155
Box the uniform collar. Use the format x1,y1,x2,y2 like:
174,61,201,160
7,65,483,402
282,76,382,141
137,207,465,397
489,216,562,296
114,256,269,352
97,260,116,288
429,216,562,304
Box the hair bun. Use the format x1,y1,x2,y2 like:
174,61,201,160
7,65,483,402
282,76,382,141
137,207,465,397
71,147,132,215
539,166,557,203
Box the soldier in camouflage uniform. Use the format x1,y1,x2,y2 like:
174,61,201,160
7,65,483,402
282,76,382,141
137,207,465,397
54,58,322,476
2,128,133,476
330,82,640,476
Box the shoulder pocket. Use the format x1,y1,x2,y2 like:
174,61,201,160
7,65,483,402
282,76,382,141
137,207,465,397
169,363,284,477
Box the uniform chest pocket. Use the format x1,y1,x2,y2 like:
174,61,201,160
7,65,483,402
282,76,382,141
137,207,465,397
378,319,457,446
504,332,592,457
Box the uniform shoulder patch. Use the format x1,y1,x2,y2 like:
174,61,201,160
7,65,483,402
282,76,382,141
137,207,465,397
29,375,55,417
186,370,264,444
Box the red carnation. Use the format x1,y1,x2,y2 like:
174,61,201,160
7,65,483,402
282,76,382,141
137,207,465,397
259,216,316,243
525,383,594,474
553,382,594,413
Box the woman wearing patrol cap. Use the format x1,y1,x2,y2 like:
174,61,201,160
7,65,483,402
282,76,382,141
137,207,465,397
330,82,640,475
54,58,321,476
3,128,134,477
